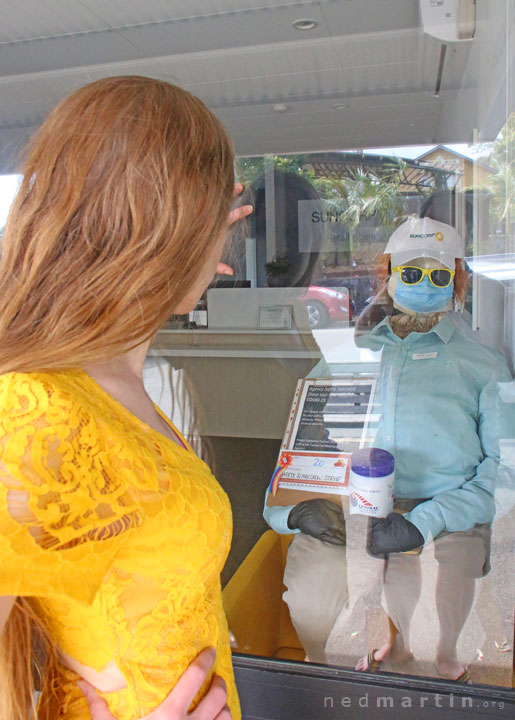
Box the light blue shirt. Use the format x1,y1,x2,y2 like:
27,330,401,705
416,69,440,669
263,314,514,543
355,313,514,543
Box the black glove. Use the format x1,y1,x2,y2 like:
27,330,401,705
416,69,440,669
367,512,424,556
287,499,346,546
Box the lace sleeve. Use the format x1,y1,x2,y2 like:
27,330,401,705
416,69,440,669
0,373,128,604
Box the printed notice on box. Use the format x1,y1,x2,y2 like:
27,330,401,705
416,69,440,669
258,305,292,330
283,378,378,453
267,377,378,504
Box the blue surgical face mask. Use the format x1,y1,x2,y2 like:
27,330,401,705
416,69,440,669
394,275,453,314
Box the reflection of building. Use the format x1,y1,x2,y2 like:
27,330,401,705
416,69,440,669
416,145,494,189
417,145,502,261
306,151,458,192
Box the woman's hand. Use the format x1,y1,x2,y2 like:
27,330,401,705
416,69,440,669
215,183,253,277
78,648,231,720
227,182,253,227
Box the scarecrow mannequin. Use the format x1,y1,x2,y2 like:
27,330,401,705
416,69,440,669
264,216,513,679
353,216,513,681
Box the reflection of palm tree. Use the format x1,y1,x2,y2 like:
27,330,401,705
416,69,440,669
488,162,515,225
321,160,411,266
487,115,514,228
340,161,410,235
471,115,514,239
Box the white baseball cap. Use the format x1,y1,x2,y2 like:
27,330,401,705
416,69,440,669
384,217,464,270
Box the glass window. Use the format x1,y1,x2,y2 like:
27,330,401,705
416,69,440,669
150,131,514,689
146,2,514,692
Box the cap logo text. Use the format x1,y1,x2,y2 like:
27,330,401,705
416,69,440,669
410,232,438,239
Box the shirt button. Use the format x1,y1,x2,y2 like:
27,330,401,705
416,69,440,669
386,435,392,442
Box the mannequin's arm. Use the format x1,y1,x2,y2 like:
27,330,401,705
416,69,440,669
262,491,299,535
404,364,515,543
262,492,347,545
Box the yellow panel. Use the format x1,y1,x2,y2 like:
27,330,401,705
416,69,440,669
223,531,301,658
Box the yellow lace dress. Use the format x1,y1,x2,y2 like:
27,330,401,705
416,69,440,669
0,370,240,720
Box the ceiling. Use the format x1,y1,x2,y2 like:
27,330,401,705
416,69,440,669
0,0,497,171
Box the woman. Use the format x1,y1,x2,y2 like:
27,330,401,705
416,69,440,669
0,76,252,720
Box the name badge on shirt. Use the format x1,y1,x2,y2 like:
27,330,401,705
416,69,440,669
412,352,438,360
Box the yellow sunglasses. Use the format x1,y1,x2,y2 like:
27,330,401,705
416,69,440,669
392,265,455,288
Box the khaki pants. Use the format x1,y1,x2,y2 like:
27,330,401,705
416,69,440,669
282,533,348,663
383,523,490,657
282,523,489,663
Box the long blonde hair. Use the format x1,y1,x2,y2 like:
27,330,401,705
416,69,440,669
0,75,235,720
0,598,55,720
0,75,235,372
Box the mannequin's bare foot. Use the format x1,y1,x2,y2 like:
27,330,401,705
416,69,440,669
436,656,468,681
355,642,413,672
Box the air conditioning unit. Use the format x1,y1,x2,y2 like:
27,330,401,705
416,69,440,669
420,0,476,41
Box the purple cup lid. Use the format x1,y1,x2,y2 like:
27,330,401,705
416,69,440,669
351,448,395,478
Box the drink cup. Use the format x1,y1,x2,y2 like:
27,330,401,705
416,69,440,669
349,448,395,518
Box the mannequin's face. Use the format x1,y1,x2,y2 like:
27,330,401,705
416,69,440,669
388,256,454,316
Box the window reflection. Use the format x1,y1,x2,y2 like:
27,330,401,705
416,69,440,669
149,76,514,698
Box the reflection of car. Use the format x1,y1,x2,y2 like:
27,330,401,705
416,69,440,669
300,286,350,329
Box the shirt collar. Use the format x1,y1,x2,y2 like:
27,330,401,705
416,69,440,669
370,312,456,344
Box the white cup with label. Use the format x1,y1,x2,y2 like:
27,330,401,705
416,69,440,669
348,448,395,518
